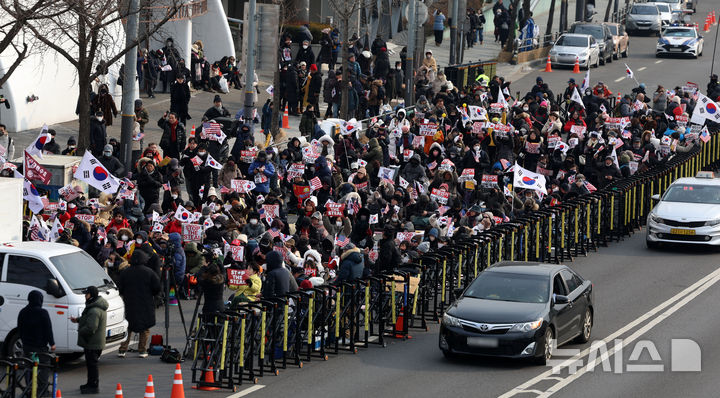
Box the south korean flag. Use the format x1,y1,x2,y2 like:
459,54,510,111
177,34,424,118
174,204,193,222
73,152,120,194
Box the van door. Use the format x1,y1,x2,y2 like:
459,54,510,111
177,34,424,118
0,253,8,340
4,255,69,350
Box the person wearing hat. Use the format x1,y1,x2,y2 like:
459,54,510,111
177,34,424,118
564,78,578,101
17,290,55,393
531,76,554,102
89,110,107,157
248,150,276,194
295,39,316,68
203,94,230,120
100,144,125,177
593,81,612,99
262,250,290,299
116,249,161,358
169,71,191,125
598,155,622,188
307,63,322,116
70,286,108,394
42,129,61,154
337,242,364,282
279,62,300,115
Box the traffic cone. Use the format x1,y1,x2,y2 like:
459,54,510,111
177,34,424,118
711,10,716,25
704,15,710,32
115,383,123,398
544,54,552,72
144,375,155,398
282,104,290,129
190,125,195,137
171,363,185,398
55,390,62,398
192,366,219,391
617,93,622,104
572,56,580,74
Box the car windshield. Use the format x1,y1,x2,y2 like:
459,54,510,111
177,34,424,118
607,25,619,35
572,25,603,39
632,5,658,15
50,251,115,291
464,271,550,303
556,36,587,47
662,184,720,204
657,0,679,3
663,28,695,37
655,4,670,12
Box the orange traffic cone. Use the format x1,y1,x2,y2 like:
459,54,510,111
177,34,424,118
572,56,581,74
711,10,716,25
282,104,290,129
544,54,552,72
55,390,62,398
115,383,123,398
704,15,710,32
192,366,219,391
171,363,185,398
144,375,155,398
190,124,195,137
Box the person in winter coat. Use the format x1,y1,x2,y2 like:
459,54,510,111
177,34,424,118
100,144,126,177
432,10,446,46
323,70,337,119
70,286,107,394
91,84,118,126
422,50,438,73
116,250,161,357
230,262,262,304
401,154,427,183
363,138,384,178
295,40,316,66
300,104,318,139
376,228,401,274
198,254,225,314
18,290,55,392
242,212,266,239
168,232,186,289
374,48,391,80
262,250,289,298
169,74,191,124
280,64,300,115
89,111,108,157
597,156,622,188
158,112,187,160
308,65,322,114
652,85,667,114
219,159,242,188
248,151,276,194
137,161,163,212
337,243,364,282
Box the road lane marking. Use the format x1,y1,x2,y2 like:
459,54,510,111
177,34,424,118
638,66,647,71
655,60,662,64
538,272,720,397
614,77,625,82
499,266,720,397
227,385,266,397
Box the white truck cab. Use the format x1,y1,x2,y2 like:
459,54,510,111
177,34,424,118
0,242,127,357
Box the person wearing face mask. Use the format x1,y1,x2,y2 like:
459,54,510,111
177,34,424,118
158,111,187,160
205,215,230,247
125,231,162,276
323,214,351,237
89,111,107,157
422,50,437,74
100,144,126,177
249,151,276,194
91,83,118,126
295,39,316,67
161,37,181,92
203,95,230,120
137,161,163,213
242,212,266,239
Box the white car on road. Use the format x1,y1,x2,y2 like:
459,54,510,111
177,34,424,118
656,24,703,58
0,242,128,357
549,34,601,70
646,172,720,248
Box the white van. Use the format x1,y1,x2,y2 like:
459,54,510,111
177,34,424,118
0,242,128,357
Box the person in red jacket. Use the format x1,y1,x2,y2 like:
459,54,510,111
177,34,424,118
106,211,131,231
562,111,587,136
164,219,183,234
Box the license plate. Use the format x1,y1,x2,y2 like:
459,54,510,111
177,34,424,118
467,337,499,348
107,326,124,337
671,228,695,235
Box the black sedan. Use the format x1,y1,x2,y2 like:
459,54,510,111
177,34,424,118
439,261,594,364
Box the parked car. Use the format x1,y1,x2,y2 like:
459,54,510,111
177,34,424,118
605,22,630,59
568,22,614,65
626,3,662,35
548,33,601,70
647,2,674,26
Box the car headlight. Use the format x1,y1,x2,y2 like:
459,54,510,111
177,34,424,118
705,219,720,226
658,38,670,45
683,38,698,46
650,214,665,224
442,313,462,328
579,51,588,57
510,318,543,332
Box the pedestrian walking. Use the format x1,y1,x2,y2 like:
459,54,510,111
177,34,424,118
70,286,107,395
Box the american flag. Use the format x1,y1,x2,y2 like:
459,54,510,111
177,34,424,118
309,176,322,191
349,199,360,215
335,234,350,247
267,228,280,238
381,204,389,215
583,180,597,192
203,122,222,136
121,178,136,189
163,183,170,191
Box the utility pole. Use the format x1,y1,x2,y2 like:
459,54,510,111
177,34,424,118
449,0,458,64
404,0,416,106
120,0,139,172
575,0,585,22
243,0,257,132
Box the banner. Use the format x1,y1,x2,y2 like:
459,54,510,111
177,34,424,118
481,174,498,188
229,246,245,262
419,122,438,136
182,223,203,242
325,202,345,217
58,184,80,201
231,179,256,193
430,188,449,204
227,269,248,287
24,151,51,184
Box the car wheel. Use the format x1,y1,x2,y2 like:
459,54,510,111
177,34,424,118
622,45,629,58
600,56,605,66
534,327,554,365
613,50,619,60
5,332,22,358
575,309,593,343
699,45,703,56
646,239,660,249
595,56,600,68
442,349,457,360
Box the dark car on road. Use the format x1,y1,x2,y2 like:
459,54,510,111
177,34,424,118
439,261,594,365
569,22,615,65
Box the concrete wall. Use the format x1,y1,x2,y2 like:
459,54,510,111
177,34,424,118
192,0,235,62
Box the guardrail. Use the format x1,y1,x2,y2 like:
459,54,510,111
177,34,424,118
182,127,720,390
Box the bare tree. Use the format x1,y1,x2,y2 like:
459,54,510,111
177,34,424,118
545,0,556,37
503,0,521,52
4,0,181,153
328,0,366,119
0,0,68,88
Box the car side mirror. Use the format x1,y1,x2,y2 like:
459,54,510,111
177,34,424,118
553,294,569,305
45,278,65,298
651,194,661,201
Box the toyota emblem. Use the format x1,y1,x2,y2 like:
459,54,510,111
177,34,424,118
479,324,489,331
